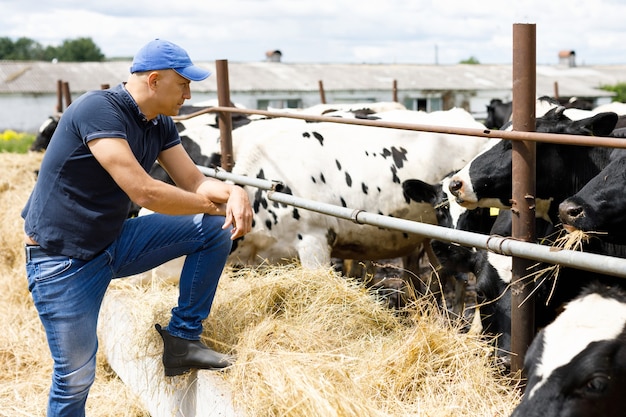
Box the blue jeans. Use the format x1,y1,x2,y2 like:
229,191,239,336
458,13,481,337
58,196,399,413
25,213,233,417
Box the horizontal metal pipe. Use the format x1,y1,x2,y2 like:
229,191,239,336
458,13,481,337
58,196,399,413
197,166,284,191
196,164,626,279
266,191,626,279
175,106,626,149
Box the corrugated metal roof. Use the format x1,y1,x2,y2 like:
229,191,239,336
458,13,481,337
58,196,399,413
1,60,624,98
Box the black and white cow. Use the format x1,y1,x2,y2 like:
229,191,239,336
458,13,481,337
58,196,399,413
30,115,60,152
448,107,619,224
558,132,626,245
220,107,493,269
510,282,626,417
405,106,624,361
485,99,513,130
402,177,555,361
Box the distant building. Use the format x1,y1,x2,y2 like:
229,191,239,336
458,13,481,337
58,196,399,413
559,50,576,68
0,59,623,132
265,50,282,62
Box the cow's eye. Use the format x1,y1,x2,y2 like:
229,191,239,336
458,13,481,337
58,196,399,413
584,374,609,394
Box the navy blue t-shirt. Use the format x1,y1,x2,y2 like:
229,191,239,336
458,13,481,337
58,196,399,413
22,83,180,259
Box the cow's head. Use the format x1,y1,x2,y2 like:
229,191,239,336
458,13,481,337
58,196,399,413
511,282,626,417
30,115,60,152
448,108,619,223
558,149,626,244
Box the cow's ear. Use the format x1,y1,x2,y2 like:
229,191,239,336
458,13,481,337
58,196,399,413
580,112,618,137
402,179,439,205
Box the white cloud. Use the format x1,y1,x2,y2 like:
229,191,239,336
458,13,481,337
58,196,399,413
0,0,625,65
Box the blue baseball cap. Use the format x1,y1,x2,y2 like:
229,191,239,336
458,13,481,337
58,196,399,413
130,39,211,81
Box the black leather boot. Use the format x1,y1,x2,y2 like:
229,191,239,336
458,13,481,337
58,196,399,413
155,323,234,376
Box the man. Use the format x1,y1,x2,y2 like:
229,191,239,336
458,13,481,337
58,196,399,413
22,39,253,417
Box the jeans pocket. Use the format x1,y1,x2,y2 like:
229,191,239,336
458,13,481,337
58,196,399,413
27,256,74,291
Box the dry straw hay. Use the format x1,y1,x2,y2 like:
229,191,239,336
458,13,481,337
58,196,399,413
521,228,595,306
1,153,522,416
0,153,148,417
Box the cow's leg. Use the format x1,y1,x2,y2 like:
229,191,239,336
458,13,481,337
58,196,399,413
296,234,332,269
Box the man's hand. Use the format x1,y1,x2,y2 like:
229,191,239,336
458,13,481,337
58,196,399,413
222,186,253,240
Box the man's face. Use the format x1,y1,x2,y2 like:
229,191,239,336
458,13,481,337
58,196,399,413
154,70,192,116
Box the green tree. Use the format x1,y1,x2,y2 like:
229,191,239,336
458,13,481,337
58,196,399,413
6,37,45,60
459,56,480,64
0,36,104,61
54,37,104,62
0,37,16,58
600,83,626,103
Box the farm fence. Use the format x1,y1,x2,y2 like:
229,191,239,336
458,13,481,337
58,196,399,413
174,24,626,379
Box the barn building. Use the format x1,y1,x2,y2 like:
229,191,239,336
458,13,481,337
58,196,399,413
1,57,625,132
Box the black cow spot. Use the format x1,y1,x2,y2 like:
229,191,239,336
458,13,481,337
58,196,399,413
302,131,324,146
340,197,347,207
297,233,303,240
381,148,392,159
292,208,300,220
345,172,352,187
319,173,326,184
353,109,381,120
312,131,324,146
265,219,272,230
269,210,278,225
391,146,408,169
253,188,267,213
391,166,400,184
311,176,317,184
361,183,369,194
336,160,342,171
175,121,186,132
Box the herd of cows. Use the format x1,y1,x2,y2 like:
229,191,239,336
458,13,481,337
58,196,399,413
31,97,626,416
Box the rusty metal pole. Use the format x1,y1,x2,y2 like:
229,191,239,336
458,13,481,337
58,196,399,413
510,23,537,378
62,81,72,108
56,80,63,113
553,81,559,100
215,59,235,172
318,80,326,104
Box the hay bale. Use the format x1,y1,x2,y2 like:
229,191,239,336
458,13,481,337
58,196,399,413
0,153,148,416
1,154,522,416
101,265,521,417
99,284,240,417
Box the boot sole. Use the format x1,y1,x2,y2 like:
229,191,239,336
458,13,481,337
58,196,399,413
164,364,230,376
164,366,192,376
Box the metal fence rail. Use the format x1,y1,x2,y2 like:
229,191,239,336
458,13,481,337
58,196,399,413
198,165,626,279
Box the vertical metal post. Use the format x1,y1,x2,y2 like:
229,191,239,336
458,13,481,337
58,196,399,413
215,59,235,172
318,80,326,104
62,81,72,108
553,81,560,100
510,23,537,378
56,80,63,113
392,79,398,102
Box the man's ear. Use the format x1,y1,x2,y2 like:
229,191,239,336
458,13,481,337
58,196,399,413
147,71,160,90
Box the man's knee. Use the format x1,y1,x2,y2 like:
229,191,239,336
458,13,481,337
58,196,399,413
199,214,234,248
50,355,96,408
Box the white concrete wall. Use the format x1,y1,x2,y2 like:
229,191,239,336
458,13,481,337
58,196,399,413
99,289,242,417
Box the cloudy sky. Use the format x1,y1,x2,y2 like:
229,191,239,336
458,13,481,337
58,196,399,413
2,0,625,66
